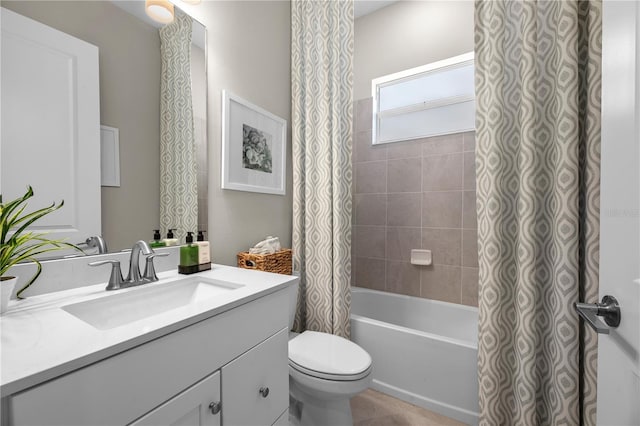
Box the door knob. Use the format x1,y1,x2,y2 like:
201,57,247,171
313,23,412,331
574,295,621,334
259,386,270,398
209,401,221,415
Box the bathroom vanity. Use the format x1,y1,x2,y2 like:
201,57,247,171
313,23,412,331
0,265,297,425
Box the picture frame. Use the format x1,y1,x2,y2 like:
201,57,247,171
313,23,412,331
221,90,287,195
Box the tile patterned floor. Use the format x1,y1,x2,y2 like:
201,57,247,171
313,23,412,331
350,389,466,426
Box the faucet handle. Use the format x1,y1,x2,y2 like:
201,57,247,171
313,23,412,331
143,253,170,282
89,260,124,291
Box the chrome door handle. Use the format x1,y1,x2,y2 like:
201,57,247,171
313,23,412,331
209,401,221,415
574,295,621,334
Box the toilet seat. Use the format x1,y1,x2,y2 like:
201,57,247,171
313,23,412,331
288,331,372,381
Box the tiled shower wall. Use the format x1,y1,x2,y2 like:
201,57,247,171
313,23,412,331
351,98,479,307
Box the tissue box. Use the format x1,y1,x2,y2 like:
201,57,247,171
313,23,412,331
237,249,292,275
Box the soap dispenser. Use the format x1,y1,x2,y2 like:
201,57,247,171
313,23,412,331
150,229,166,248
164,228,178,246
195,230,211,272
178,232,199,275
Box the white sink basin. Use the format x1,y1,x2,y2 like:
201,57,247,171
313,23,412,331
61,277,243,330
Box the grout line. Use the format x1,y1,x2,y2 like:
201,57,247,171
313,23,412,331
419,151,424,298
384,159,388,293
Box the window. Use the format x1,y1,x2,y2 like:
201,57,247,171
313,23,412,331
372,52,475,145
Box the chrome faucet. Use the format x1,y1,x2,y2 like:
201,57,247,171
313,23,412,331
126,240,154,284
89,241,171,291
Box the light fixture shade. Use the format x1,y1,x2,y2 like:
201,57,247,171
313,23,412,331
145,0,174,24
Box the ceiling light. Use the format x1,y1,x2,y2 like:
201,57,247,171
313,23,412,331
145,0,174,24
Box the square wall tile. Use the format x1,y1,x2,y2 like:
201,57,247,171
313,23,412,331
420,264,462,303
462,229,478,267
463,151,476,191
386,261,420,297
387,193,422,227
387,139,423,160
387,227,421,261
422,191,462,228
423,153,463,191
422,228,462,266
354,226,386,259
463,191,477,229
463,131,476,152
461,267,479,306
351,256,356,286
388,158,422,193
355,130,386,163
355,257,385,291
355,161,386,194
422,133,463,156
355,98,373,133
355,193,387,226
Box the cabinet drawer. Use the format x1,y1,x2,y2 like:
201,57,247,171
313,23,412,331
221,328,288,426
9,290,288,426
131,371,221,426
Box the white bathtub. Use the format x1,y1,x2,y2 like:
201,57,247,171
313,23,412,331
350,287,479,425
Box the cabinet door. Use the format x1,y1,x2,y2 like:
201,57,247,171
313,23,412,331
222,328,288,426
131,371,221,426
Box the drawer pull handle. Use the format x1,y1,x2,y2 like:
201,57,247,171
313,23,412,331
209,401,221,415
259,386,270,398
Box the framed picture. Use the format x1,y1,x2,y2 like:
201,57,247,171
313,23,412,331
221,90,287,195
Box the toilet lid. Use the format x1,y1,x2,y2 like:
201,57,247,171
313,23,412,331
288,331,372,380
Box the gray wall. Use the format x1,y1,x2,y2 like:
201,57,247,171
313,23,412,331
3,1,161,251
181,1,292,266
354,0,474,99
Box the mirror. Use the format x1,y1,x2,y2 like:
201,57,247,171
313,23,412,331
1,0,207,255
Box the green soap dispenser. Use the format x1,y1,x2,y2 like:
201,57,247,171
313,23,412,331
150,229,166,248
179,232,199,275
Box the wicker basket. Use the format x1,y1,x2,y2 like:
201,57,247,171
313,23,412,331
237,249,292,275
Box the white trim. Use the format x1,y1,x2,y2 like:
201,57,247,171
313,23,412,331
100,125,120,187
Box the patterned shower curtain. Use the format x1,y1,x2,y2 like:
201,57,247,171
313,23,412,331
291,0,354,338
159,11,198,242
475,1,601,424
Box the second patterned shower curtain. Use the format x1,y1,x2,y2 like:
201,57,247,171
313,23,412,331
475,1,601,424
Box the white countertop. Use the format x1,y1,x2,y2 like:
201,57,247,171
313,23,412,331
0,264,298,397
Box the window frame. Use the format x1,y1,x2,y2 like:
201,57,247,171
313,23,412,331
371,52,475,145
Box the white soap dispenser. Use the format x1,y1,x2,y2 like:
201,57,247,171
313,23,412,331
196,230,211,272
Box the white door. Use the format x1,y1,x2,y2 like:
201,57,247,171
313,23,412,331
598,1,640,424
0,7,101,249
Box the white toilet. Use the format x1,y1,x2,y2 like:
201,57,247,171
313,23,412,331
287,282,373,426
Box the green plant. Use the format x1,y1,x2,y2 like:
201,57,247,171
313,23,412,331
1,186,81,299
